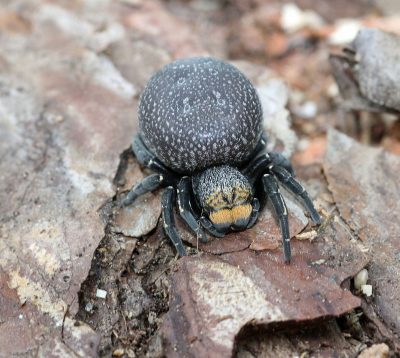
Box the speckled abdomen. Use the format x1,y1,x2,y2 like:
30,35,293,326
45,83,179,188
138,57,263,174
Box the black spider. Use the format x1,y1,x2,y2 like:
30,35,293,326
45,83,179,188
122,57,321,263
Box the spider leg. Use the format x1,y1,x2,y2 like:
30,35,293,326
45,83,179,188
241,132,267,169
132,134,179,184
177,177,208,243
243,154,273,184
269,152,295,176
122,173,164,207
251,132,268,157
271,166,321,224
243,152,294,184
246,198,260,229
162,187,186,256
262,174,291,263
199,216,225,238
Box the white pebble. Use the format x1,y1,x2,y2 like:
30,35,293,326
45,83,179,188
329,19,361,45
354,268,368,290
361,284,373,297
313,258,326,265
327,82,339,98
96,288,107,299
292,101,317,119
295,229,318,240
281,3,324,33
85,302,94,312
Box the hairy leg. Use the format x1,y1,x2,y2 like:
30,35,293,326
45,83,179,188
262,174,291,263
271,166,321,224
246,198,260,229
122,173,164,206
268,152,295,176
243,152,294,184
177,177,208,243
199,216,225,238
251,132,268,158
132,134,179,184
161,187,186,256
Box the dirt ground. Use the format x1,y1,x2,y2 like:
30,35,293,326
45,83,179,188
1,0,400,357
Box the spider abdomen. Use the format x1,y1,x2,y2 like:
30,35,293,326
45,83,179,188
138,57,263,173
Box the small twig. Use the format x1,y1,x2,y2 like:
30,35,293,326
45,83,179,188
61,296,76,343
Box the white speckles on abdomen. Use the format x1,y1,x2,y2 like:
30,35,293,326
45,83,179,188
138,57,263,174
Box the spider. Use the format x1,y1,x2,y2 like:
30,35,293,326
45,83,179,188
122,57,321,263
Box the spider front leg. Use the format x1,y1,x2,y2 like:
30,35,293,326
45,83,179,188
271,166,321,224
122,173,164,206
247,198,260,229
162,187,187,256
177,177,209,243
199,216,225,238
262,174,291,263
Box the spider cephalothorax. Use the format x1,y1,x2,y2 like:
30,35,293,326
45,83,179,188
122,57,321,262
193,165,254,232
